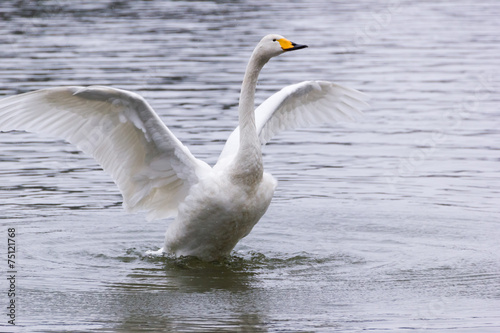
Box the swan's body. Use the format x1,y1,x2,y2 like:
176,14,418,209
0,35,368,261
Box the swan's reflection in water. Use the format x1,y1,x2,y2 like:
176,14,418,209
116,255,261,292
110,255,269,332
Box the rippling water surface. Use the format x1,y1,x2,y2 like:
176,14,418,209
0,0,499,332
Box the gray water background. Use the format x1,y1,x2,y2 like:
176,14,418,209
0,0,499,332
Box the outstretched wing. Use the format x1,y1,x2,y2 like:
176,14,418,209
0,86,210,220
217,81,369,163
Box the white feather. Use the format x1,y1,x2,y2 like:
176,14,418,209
217,80,369,163
0,86,210,220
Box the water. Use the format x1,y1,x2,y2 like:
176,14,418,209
0,0,499,331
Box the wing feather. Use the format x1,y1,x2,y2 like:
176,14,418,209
0,86,210,220
217,80,369,163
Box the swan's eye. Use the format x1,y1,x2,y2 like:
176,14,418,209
272,39,277,42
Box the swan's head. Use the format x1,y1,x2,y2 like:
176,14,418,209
254,34,308,61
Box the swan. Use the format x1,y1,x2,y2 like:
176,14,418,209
0,34,368,261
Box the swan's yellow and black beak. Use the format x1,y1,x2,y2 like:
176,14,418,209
278,38,308,52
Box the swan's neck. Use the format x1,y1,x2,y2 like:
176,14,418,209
232,51,269,186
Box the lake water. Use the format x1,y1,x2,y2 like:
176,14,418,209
0,0,499,332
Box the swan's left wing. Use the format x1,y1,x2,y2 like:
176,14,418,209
0,86,210,220
217,81,369,162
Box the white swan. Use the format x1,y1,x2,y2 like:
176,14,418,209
0,34,368,261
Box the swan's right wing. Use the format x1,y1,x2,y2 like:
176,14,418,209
217,81,369,162
0,86,210,220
